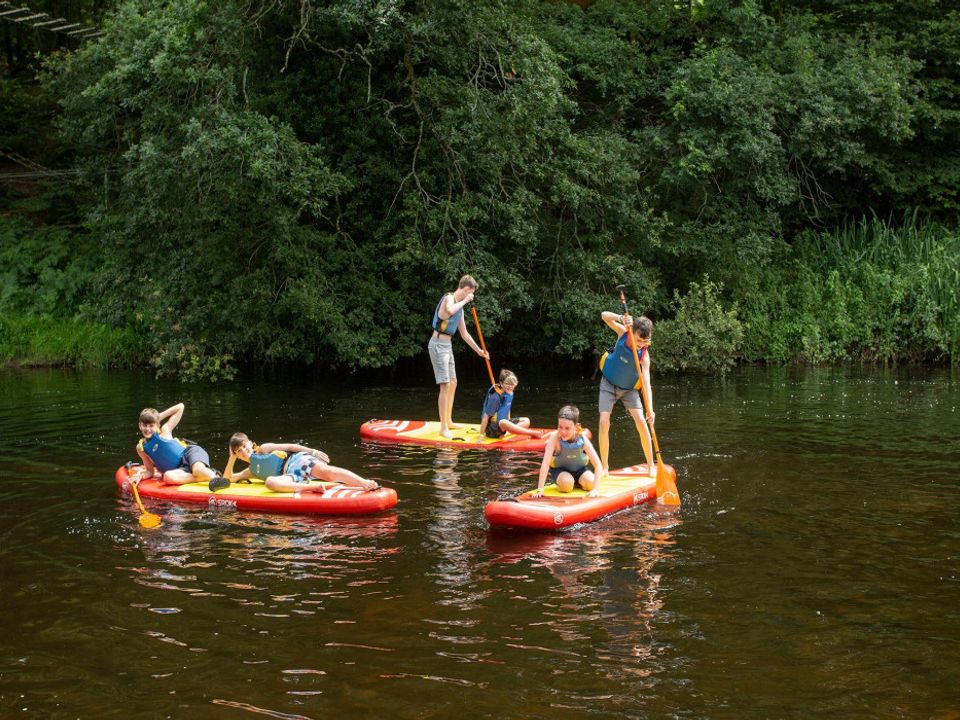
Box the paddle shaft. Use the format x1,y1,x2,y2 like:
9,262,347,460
471,306,496,387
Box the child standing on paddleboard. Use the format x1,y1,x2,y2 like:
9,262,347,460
479,369,544,440
533,405,604,498
597,311,656,478
428,275,489,439
223,433,378,493
132,403,228,491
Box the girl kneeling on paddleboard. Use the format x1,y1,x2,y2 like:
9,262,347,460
223,433,378,493
533,406,604,498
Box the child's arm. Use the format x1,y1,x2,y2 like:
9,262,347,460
583,437,604,495
532,433,558,498
134,445,159,481
157,402,185,437
601,311,627,338
479,413,491,435
260,442,330,464
222,452,251,481
640,352,655,424
457,322,488,358
444,291,474,316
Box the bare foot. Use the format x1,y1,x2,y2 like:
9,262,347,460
439,429,453,439
448,421,464,429
360,479,379,491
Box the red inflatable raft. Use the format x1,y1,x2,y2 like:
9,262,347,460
360,419,589,452
115,464,398,516
484,463,676,530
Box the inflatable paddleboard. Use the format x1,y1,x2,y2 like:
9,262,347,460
115,464,398,516
484,463,675,530
360,419,590,452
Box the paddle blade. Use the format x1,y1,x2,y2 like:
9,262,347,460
139,512,163,529
656,463,681,506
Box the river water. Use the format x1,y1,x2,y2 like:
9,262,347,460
0,365,957,719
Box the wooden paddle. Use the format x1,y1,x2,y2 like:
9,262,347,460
615,285,680,506
128,468,162,528
471,306,497,387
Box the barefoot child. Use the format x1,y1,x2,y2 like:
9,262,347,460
223,433,377,493
428,275,489,438
133,403,227,491
597,311,656,478
533,405,604,498
479,369,543,440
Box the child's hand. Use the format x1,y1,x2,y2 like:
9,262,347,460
587,489,599,498
310,449,330,463
479,349,489,359
531,488,544,498
646,410,656,425
464,292,475,304
622,313,632,327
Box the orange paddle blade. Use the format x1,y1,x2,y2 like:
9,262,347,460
656,464,680,506
130,480,163,529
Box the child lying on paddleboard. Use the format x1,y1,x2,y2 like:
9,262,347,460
133,403,227,492
533,405,604,498
223,433,378,493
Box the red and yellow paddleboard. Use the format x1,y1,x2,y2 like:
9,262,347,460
484,463,675,530
115,464,398,516
359,419,581,452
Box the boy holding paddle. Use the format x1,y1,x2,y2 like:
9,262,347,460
428,275,489,438
597,311,656,478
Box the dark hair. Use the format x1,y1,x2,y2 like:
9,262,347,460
634,315,653,339
139,408,159,424
558,405,580,423
229,432,250,452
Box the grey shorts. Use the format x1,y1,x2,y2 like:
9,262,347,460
177,444,211,471
428,337,456,384
598,376,641,413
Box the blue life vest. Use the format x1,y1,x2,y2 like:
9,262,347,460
432,294,463,337
249,450,287,480
481,385,513,424
551,434,588,472
599,332,648,390
139,434,187,473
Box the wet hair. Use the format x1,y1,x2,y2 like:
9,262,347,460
499,369,518,386
139,408,159,425
635,315,653,339
229,432,250,453
458,275,478,290
557,405,580,423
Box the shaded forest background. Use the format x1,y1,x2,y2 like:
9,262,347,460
1,0,958,379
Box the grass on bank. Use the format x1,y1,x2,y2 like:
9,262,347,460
0,315,149,368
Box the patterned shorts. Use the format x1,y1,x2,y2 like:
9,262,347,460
283,452,319,484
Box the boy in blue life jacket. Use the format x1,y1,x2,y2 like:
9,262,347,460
533,405,604,498
479,369,544,440
597,311,656,478
223,432,378,493
131,403,228,491
428,274,489,438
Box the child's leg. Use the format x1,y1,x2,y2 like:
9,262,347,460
577,470,596,492
597,411,612,474
446,377,461,428
626,407,654,469
265,474,322,493
499,417,539,438
190,462,217,483
555,470,576,493
438,382,451,435
162,468,195,485
310,462,377,490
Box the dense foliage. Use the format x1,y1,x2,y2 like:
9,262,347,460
2,0,958,376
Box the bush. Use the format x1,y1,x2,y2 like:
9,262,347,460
654,278,743,373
